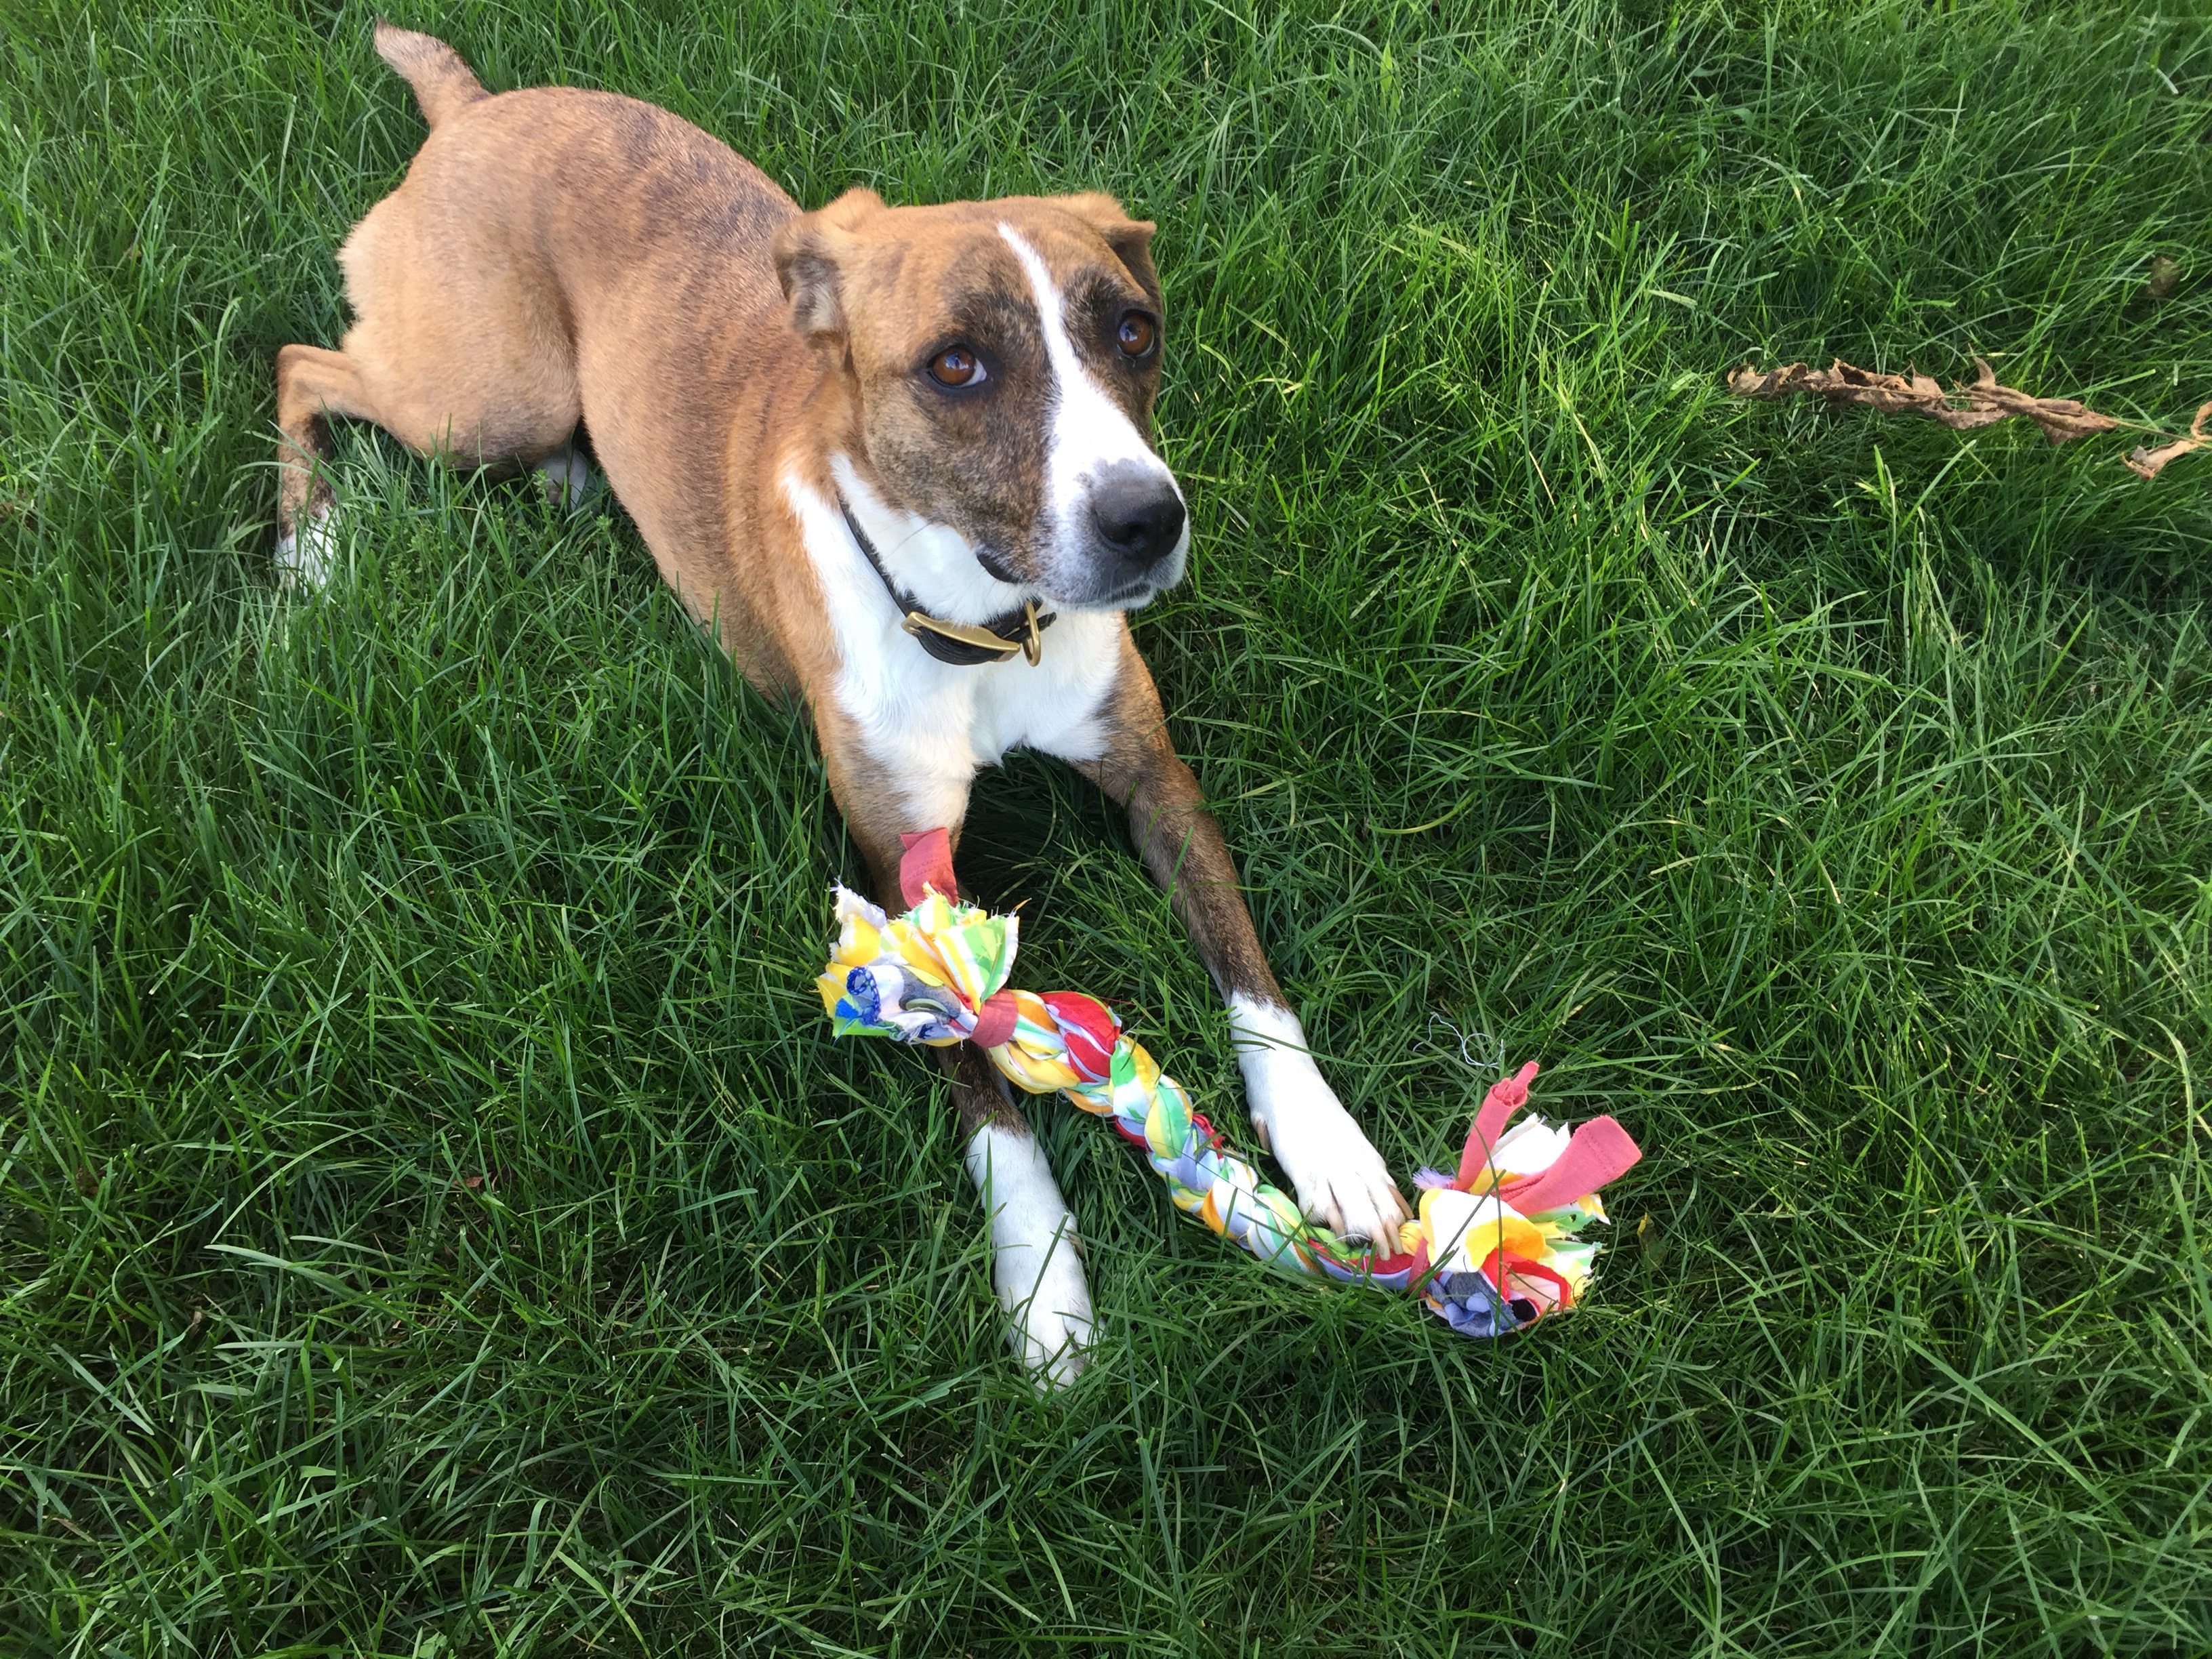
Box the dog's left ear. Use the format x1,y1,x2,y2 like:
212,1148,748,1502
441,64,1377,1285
773,187,884,344
1059,192,1160,305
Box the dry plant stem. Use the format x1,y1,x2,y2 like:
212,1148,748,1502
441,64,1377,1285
2124,401,2212,481
1729,356,2209,478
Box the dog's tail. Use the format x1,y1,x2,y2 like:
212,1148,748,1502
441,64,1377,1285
373,19,488,129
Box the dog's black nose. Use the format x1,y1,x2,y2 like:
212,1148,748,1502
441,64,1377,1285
1090,470,1186,565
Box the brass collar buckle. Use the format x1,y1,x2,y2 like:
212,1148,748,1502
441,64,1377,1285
901,600,1046,666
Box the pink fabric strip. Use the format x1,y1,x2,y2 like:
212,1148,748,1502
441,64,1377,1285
1454,1061,1540,1189
898,828,956,909
1494,1117,1642,1214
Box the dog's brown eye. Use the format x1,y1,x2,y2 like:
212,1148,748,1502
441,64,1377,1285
928,345,986,388
1116,312,1157,357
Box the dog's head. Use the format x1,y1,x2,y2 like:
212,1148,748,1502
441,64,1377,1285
773,188,1185,612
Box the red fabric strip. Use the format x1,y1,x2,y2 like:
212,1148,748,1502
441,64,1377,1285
1041,991,1118,1081
1494,1115,1642,1214
897,828,956,908
1481,1248,1574,1313
970,989,1019,1049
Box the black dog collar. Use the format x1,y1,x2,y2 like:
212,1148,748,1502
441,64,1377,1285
838,496,1054,667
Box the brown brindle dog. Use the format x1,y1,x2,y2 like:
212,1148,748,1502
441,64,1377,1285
275,23,1407,1383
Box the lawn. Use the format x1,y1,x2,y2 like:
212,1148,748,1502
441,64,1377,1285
4,0,2210,1652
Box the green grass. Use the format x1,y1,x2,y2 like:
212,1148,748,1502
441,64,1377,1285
4,0,2210,1652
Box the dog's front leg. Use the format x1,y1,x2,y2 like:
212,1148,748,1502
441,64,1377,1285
951,1046,1094,1386
1076,670,1410,1246
821,719,1094,1385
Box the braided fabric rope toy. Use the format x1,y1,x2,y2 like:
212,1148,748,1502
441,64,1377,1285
817,830,1644,1338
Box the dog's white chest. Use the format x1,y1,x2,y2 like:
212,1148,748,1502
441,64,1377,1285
785,470,1123,829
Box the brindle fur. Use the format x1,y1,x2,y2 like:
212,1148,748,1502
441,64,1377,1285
274,24,1361,1184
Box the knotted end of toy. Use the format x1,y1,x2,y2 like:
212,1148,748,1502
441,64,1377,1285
1401,1060,1645,1329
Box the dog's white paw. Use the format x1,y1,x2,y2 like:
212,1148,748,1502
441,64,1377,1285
274,504,340,591
534,443,597,510
1229,994,1410,1246
965,1124,1094,1388
1002,1238,1094,1389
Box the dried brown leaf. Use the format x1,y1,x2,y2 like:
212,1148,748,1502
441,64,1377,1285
1959,356,2120,445
2123,401,2212,481
1729,353,2207,478
1727,361,1809,398
1727,356,2008,428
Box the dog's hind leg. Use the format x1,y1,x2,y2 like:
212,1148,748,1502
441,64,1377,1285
270,158,586,589
274,343,375,589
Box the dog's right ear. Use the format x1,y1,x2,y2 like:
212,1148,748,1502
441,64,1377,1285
773,188,884,344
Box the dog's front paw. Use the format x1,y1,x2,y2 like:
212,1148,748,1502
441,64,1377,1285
1230,995,1410,1246
966,1124,1095,1389
1000,1238,1094,1389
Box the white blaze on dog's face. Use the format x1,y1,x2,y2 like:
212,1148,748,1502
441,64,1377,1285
773,190,1189,611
